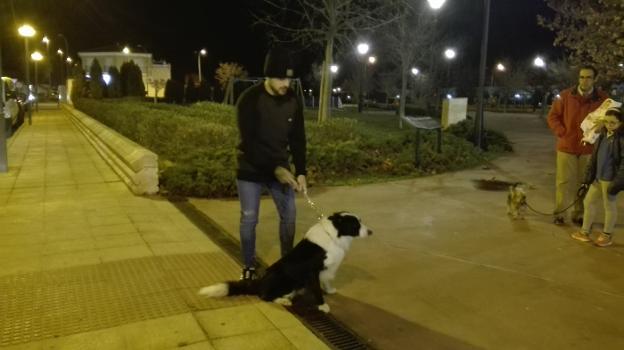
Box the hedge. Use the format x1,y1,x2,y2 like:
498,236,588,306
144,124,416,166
73,99,511,197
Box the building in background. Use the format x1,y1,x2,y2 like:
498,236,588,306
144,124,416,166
77,51,171,98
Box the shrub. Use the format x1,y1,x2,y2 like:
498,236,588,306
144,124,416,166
89,59,106,99
446,118,513,152
164,79,184,104
120,61,146,97
74,99,512,197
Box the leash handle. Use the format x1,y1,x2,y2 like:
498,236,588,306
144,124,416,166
303,190,325,220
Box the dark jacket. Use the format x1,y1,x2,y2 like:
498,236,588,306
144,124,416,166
235,82,306,182
584,129,624,195
547,87,608,155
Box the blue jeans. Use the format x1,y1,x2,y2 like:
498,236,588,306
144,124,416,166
237,179,296,268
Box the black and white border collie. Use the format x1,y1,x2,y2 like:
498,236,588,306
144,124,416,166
198,212,372,313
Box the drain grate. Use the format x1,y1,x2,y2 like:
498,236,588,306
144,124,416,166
289,303,370,350
172,197,373,350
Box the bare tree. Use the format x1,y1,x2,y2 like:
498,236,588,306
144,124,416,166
378,0,436,127
255,0,396,122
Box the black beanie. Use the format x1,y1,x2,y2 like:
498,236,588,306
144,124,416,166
263,48,295,78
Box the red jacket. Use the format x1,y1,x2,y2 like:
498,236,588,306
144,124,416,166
547,87,608,155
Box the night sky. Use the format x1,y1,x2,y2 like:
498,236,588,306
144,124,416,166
0,0,560,83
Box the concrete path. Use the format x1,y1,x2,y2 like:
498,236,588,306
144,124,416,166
190,112,624,350
0,105,328,350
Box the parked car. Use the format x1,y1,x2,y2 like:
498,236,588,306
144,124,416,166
2,76,26,133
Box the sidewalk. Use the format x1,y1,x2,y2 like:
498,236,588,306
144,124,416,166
0,105,328,350
190,112,624,350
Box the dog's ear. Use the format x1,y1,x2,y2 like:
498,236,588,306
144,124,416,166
327,212,343,227
329,213,362,237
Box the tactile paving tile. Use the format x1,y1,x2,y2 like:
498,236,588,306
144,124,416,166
0,252,255,346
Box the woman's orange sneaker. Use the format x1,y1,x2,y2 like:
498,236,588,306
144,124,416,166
594,232,613,247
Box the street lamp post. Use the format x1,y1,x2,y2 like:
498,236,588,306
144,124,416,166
490,62,506,86
18,24,36,125
473,0,491,150
42,36,51,97
197,49,207,83
443,48,456,88
356,42,370,113
57,34,69,85
31,51,43,112
18,25,36,90
411,67,420,101
57,49,64,83
533,55,548,117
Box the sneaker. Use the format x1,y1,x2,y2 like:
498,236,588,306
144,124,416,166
571,231,592,242
240,267,257,281
594,233,613,247
572,217,583,226
553,216,565,225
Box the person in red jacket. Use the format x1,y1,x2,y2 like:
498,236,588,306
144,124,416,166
547,66,608,225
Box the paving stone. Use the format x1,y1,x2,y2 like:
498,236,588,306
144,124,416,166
195,304,276,339
211,330,296,350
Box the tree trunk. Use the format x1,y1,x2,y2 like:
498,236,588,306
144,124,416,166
317,38,334,123
399,60,407,128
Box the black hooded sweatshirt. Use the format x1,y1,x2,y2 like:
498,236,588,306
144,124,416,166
235,82,306,182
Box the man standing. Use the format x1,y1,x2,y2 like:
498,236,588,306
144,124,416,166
235,47,307,280
547,66,607,225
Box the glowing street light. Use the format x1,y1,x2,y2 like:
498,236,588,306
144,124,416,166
197,48,207,82
368,56,376,64
411,67,420,76
122,46,130,54
444,48,456,60
533,56,546,68
357,43,370,56
330,64,339,73
66,57,73,63
18,24,36,38
427,0,447,10
31,51,43,61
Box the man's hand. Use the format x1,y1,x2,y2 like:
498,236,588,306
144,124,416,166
297,175,307,193
274,166,298,189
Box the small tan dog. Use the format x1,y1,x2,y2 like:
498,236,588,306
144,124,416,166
507,183,527,219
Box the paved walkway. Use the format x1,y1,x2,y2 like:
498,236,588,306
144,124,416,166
0,105,328,350
191,112,624,350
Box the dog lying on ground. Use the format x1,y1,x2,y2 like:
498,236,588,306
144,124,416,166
506,183,527,219
198,212,372,313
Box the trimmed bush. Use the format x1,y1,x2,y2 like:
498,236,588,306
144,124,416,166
74,99,512,197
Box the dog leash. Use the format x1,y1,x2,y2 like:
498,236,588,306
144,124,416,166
523,185,588,216
303,190,325,220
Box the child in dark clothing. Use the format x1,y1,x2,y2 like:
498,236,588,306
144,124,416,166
572,107,624,247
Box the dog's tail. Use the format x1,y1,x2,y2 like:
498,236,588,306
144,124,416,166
198,280,259,298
